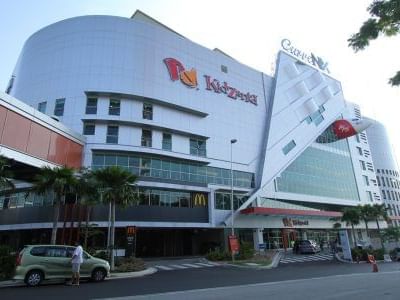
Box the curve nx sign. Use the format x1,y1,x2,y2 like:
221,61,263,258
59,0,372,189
281,38,330,73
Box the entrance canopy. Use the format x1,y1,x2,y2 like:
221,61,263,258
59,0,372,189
240,207,342,218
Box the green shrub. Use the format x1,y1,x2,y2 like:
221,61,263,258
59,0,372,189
114,257,146,272
206,248,230,261
351,248,384,261
0,246,15,280
237,242,254,260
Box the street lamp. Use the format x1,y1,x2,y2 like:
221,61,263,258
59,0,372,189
230,138,237,262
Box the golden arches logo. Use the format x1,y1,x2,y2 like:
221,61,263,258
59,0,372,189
194,193,207,206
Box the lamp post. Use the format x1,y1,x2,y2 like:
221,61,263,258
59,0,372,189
230,138,237,262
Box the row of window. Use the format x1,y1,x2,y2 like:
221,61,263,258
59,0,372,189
92,152,255,188
377,168,399,177
387,204,400,217
0,188,208,210
214,192,248,210
84,123,206,157
38,98,65,116
376,176,400,189
381,189,400,201
38,97,154,121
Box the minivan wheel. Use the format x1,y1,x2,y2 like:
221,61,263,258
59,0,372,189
91,268,106,282
25,270,43,287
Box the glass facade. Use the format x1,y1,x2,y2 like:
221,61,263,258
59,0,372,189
0,191,54,210
0,189,206,209
277,138,360,200
214,192,248,210
92,152,254,188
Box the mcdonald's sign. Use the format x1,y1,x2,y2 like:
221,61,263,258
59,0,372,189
193,193,207,207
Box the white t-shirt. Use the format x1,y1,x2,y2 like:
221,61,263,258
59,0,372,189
72,245,83,264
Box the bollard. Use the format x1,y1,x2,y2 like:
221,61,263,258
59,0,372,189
367,254,378,273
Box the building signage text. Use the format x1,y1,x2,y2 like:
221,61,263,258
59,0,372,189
282,217,309,227
280,38,330,73
164,58,257,106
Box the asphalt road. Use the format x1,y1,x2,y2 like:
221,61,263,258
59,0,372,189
2,261,400,300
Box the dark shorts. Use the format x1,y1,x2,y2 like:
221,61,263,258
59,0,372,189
72,263,81,273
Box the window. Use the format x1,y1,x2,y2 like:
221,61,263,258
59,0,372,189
377,176,381,186
359,160,366,170
143,103,153,120
366,191,373,202
382,190,386,199
83,122,95,135
106,125,119,144
109,99,120,115
30,246,47,257
85,97,98,114
221,65,228,73
190,138,207,157
38,101,47,113
355,134,360,143
282,140,296,155
363,175,369,186
356,147,362,155
54,98,65,116
141,129,152,147
45,247,67,258
162,133,172,151
382,176,386,186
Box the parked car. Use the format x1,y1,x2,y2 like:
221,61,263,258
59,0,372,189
293,240,321,254
14,245,110,286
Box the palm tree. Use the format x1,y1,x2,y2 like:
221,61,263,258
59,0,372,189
92,166,137,270
75,168,101,248
31,166,77,244
341,207,361,247
0,155,14,191
371,204,389,251
359,205,375,238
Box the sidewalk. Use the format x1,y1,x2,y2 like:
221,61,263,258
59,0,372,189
0,267,157,288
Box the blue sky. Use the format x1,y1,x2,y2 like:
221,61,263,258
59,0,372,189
1,0,400,162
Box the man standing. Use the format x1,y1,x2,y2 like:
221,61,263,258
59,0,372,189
71,242,83,286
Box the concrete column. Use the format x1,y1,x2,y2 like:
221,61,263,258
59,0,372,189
302,230,307,240
253,228,264,251
208,189,215,226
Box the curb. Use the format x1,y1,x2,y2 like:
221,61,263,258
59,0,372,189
0,267,157,288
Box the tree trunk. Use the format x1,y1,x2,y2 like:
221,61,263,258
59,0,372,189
84,206,91,249
110,199,116,271
364,220,369,238
376,218,385,252
51,200,61,245
351,224,357,248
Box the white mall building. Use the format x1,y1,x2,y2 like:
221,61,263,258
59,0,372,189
0,11,391,256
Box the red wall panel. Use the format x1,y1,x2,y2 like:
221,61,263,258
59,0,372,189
27,122,52,160
48,132,70,166
2,110,30,152
0,105,7,139
66,141,83,169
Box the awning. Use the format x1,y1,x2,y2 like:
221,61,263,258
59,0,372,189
240,207,342,218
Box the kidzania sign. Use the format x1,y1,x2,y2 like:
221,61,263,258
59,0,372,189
163,58,258,106
281,38,330,73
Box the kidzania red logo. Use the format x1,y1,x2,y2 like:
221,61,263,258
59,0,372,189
163,58,258,106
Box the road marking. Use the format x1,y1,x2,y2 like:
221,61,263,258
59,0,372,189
169,264,188,269
195,263,216,267
182,263,202,268
155,265,174,270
